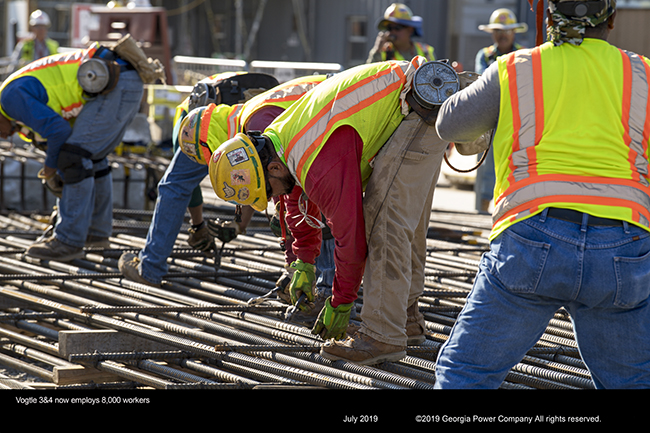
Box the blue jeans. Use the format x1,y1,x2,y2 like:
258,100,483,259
435,209,650,389
315,236,335,293
54,70,143,247
138,147,208,284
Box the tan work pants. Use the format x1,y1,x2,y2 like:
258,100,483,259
361,111,448,346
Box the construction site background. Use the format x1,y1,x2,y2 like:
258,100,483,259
0,0,647,214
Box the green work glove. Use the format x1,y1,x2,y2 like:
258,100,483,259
288,259,316,308
311,297,354,340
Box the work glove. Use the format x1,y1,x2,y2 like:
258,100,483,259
206,219,244,243
288,259,316,310
311,297,354,340
38,168,63,198
187,221,215,252
274,265,294,304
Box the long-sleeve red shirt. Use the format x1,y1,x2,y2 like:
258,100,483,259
284,125,367,307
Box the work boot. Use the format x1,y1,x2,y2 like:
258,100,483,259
118,252,161,288
406,301,427,345
85,235,110,248
26,237,83,262
320,331,407,365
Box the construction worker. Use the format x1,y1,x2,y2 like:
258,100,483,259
118,74,326,287
434,0,650,388
366,3,435,64
208,57,453,365
473,8,529,213
12,10,60,69
475,8,528,74
171,71,277,253
0,38,150,261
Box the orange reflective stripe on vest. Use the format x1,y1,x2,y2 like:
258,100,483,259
491,40,650,239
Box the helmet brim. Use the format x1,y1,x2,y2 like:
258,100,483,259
377,16,423,37
478,22,529,33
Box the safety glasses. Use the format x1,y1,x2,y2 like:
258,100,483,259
292,193,326,230
387,24,407,32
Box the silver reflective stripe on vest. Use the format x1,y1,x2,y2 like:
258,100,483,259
285,64,409,182
625,51,650,186
510,50,537,183
494,179,650,222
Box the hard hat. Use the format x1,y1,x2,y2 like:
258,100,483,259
377,3,423,37
29,10,51,27
550,0,616,20
177,106,213,165
478,8,528,33
208,132,268,212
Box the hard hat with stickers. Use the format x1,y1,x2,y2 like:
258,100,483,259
208,132,269,212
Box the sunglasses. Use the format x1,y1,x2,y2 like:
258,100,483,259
386,24,407,32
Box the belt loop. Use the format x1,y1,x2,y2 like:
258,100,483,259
581,212,588,232
539,208,548,223
623,220,630,234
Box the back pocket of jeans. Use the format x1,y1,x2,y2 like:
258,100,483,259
614,250,650,308
493,229,550,294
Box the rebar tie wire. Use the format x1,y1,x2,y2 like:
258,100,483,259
80,304,287,314
0,269,282,282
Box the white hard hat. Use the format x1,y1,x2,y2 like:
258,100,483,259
29,10,51,27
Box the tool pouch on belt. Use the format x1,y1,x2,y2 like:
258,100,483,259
57,144,98,184
111,34,165,84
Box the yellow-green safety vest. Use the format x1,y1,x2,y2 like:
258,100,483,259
382,42,435,62
491,39,650,240
191,74,328,155
0,43,99,128
264,57,426,189
19,38,60,63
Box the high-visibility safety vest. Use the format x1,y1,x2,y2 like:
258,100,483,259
265,57,425,189
382,42,435,62
0,43,99,125
19,38,60,63
197,74,328,154
491,39,650,240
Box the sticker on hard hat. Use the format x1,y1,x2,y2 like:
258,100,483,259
221,182,236,199
230,169,251,185
238,187,250,201
226,148,250,166
212,151,222,163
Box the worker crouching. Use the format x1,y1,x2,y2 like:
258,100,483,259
207,57,483,365
0,34,163,261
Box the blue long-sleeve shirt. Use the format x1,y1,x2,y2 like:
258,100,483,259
0,75,73,168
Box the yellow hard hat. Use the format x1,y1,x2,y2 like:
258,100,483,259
208,132,268,212
377,3,423,37
177,105,213,165
478,8,528,33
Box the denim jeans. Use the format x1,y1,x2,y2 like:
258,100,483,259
315,236,335,293
138,147,208,284
54,70,143,247
435,208,650,389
